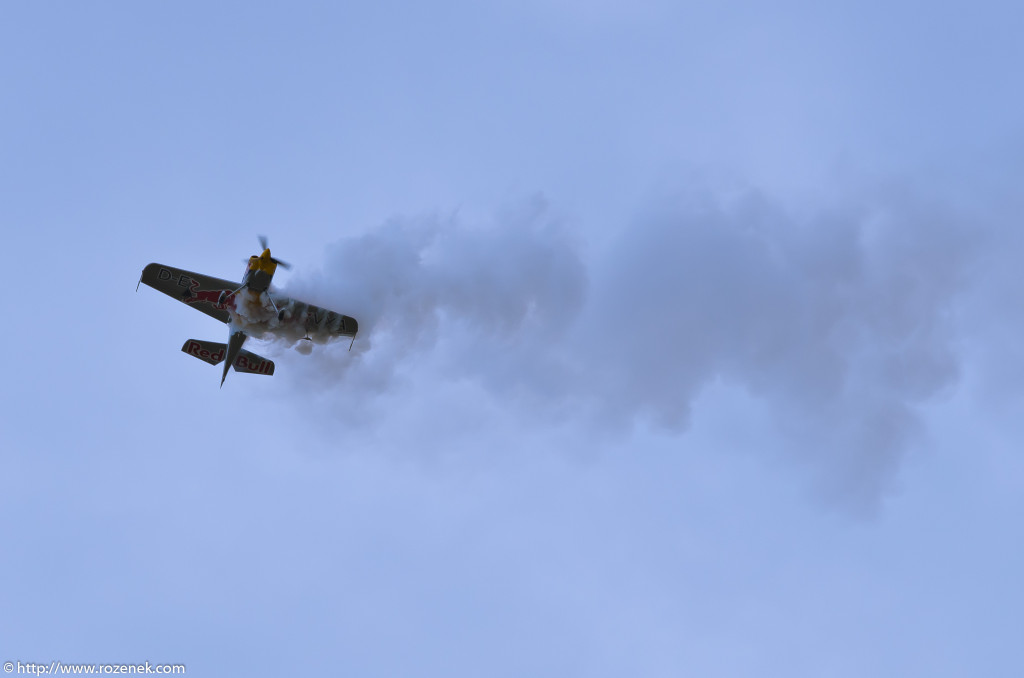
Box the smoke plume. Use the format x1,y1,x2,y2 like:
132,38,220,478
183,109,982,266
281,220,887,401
280,186,979,508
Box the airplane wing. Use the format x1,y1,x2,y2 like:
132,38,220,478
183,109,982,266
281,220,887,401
276,296,359,338
139,263,239,324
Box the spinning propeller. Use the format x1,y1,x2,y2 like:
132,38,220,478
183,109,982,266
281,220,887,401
258,235,291,270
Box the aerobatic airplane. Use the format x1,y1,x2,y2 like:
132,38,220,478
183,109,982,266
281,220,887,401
138,237,357,386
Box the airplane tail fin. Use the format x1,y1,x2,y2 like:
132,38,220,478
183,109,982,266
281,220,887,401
221,331,246,387
180,339,276,378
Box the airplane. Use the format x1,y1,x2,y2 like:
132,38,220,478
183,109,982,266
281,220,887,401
138,237,357,386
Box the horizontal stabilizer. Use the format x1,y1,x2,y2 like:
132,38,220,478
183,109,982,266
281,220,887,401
180,339,275,375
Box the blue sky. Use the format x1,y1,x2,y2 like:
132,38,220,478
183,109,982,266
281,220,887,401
3,2,1024,676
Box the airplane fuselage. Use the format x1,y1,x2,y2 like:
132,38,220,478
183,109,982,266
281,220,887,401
241,248,278,293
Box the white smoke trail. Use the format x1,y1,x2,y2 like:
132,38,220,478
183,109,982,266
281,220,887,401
277,199,585,394
279,185,980,510
575,186,977,508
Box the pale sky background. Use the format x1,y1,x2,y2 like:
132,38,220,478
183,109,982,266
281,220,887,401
3,2,1024,676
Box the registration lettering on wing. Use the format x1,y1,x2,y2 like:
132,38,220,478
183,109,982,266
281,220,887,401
157,267,233,309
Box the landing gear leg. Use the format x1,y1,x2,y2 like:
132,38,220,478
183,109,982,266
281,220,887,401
219,285,245,305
